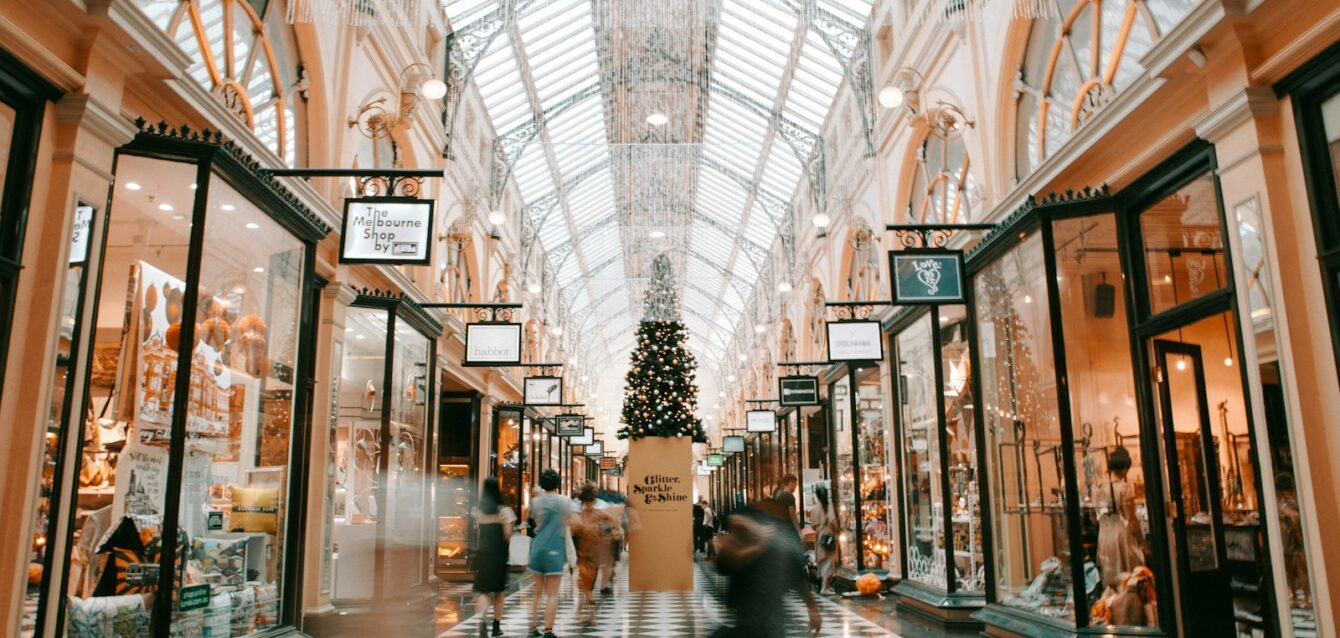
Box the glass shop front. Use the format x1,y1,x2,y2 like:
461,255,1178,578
888,304,985,620
965,146,1283,637
329,295,438,605
37,128,327,637
825,363,894,576
436,391,481,580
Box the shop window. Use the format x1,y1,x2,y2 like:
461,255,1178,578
909,134,977,224
1014,0,1194,178
331,300,435,603
1140,173,1228,314
897,314,942,587
139,0,306,166
830,375,857,569
58,136,326,637
974,232,1072,620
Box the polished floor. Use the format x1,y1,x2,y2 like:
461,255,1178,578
434,559,931,637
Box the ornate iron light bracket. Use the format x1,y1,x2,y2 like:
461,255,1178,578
824,300,892,321
421,301,523,323
885,222,996,249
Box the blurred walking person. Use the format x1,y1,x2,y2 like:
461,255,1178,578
527,469,576,638
713,503,822,637
571,483,622,624
472,478,515,637
701,499,717,559
809,484,839,594
693,499,706,554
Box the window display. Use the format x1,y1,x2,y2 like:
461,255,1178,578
975,232,1072,620
892,305,983,606
331,296,438,603
854,367,891,570
830,375,857,570
56,131,327,638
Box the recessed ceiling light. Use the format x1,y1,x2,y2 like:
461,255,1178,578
125,182,142,191
253,267,265,273
727,375,736,382
646,112,669,126
172,214,184,221
812,212,831,228
737,353,747,362
551,326,564,337
245,222,260,230
527,282,541,294
648,230,666,239
754,323,767,334
487,210,506,225
777,281,792,293
221,204,236,212
356,334,366,340
158,203,174,212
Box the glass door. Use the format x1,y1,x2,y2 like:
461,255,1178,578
1149,308,1262,637
492,407,524,517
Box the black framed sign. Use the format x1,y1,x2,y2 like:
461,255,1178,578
555,413,585,436
572,427,595,446
826,320,884,362
584,441,604,456
722,435,744,453
339,197,434,264
778,375,820,406
706,453,724,467
523,375,563,405
889,249,966,304
746,409,777,433
464,322,522,366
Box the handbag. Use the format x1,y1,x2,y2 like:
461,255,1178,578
818,532,837,551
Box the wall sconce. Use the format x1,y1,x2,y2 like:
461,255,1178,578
880,67,975,140
350,62,446,137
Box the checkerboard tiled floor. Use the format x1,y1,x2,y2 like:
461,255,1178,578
437,561,898,637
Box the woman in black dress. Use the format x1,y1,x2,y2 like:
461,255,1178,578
474,477,515,637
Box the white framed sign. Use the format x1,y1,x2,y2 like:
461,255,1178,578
555,414,585,436
722,435,744,453
464,323,522,366
584,441,604,456
826,320,884,362
571,427,595,446
523,376,563,405
70,204,95,265
746,410,777,433
340,197,434,265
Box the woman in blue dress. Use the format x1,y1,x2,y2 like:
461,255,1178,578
527,469,575,637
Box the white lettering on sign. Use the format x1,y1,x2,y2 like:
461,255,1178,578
342,200,433,263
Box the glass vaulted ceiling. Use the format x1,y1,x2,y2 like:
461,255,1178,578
445,0,871,365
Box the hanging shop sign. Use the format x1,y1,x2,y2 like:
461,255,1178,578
889,249,966,304
555,413,585,436
600,456,618,470
584,441,604,456
746,409,777,433
706,453,725,467
722,435,745,453
523,376,564,405
778,375,820,406
464,322,522,366
69,203,94,264
572,427,595,446
827,320,884,362
340,197,434,265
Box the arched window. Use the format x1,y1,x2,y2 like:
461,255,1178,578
909,134,976,224
1014,0,1194,177
140,0,306,166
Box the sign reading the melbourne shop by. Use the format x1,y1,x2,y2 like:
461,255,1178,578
632,473,689,509
464,323,522,366
826,320,884,362
341,197,434,265
890,250,965,304
779,376,820,406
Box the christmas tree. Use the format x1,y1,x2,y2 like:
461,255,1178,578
618,254,706,441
